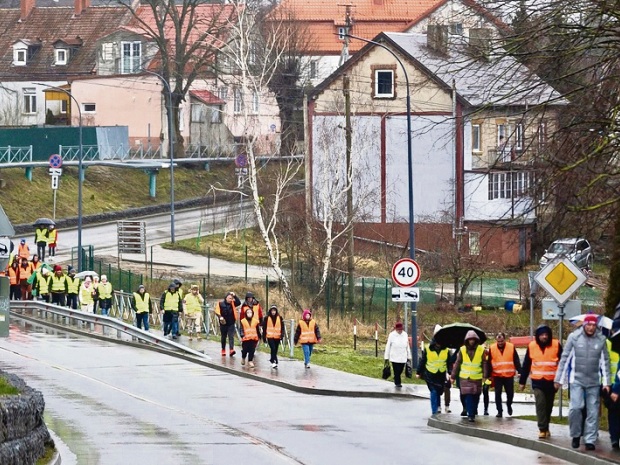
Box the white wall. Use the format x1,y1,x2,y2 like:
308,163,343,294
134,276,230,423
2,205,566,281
0,81,65,127
463,172,535,221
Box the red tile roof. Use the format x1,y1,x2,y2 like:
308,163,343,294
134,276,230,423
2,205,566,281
190,90,225,105
271,0,445,54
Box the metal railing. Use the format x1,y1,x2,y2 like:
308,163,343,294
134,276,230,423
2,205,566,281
0,146,32,163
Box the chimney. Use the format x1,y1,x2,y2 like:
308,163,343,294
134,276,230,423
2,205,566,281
74,0,90,16
427,24,449,55
20,0,35,21
469,28,492,60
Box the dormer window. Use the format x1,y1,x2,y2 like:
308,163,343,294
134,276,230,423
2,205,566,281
121,41,142,74
14,49,27,65
12,40,41,66
55,49,68,65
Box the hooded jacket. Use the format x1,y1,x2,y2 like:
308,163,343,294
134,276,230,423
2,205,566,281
554,325,610,387
262,307,285,342
519,325,563,390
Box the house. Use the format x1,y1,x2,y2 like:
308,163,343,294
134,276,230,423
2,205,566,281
308,30,565,268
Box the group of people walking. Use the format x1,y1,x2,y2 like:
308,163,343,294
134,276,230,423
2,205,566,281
412,314,620,453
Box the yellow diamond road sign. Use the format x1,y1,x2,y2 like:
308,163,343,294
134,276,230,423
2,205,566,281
535,258,587,305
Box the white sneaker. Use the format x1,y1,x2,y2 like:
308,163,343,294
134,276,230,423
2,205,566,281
241,359,246,365
444,407,451,414
249,361,255,368
271,362,277,368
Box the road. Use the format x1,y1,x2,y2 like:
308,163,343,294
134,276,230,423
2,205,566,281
0,323,568,465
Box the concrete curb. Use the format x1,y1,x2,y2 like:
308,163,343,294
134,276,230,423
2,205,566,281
428,416,616,465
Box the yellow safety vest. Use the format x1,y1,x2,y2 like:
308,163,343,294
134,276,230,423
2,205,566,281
133,292,150,313
66,276,80,294
607,339,619,381
459,345,485,380
47,229,57,245
184,293,203,315
80,285,94,305
35,227,48,243
37,273,49,294
50,274,66,292
98,282,112,299
426,347,449,374
163,291,181,311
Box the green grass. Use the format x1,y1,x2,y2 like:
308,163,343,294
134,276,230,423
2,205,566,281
0,377,19,396
516,408,610,431
35,445,56,465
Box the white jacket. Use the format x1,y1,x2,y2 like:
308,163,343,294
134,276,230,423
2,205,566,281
384,330,412,363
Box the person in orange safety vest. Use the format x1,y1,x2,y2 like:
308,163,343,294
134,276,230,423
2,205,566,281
487,332,522,418
239,307,260,368
294,309,321,369
262,304,285,369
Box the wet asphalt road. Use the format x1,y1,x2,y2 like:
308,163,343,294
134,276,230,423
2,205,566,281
0,324,568,465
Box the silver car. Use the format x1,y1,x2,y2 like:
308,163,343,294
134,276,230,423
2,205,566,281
539,238,593,269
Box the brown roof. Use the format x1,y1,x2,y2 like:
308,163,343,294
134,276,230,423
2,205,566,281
0,6,130,80
270,0,444,54
190,90,225,105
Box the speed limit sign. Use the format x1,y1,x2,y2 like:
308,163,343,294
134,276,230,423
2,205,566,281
392,258,421,287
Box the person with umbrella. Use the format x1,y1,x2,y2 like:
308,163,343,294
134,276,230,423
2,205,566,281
450,330,488,422
519,325,562,439
416,330,453,414
34,224,48,262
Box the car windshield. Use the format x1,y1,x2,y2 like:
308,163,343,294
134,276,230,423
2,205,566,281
548,243,573,254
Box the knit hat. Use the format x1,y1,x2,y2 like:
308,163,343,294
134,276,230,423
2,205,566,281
53,265,62,272
464,330,480,342
583,314,598,325
302,309,312,319
138,284,145,290
269,304,278,311
246,292,254,299
168,282,176,290
20,239,25,244
394,322,403,330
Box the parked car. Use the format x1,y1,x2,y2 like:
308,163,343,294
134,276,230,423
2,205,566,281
539,238,593,269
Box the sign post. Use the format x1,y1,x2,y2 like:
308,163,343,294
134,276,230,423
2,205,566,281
48,154,63,220
391,258,421,367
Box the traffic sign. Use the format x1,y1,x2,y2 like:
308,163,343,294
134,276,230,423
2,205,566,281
0,236,10,259
392,287,420,302
534,258,587,305
391,258,421,287
49,154,62,168
51,175,59,190
541,298,582,320
48,168,62,176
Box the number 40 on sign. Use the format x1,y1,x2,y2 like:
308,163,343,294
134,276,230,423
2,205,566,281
391,258,421,287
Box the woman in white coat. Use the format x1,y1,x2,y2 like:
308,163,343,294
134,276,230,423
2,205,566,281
384,322,412,387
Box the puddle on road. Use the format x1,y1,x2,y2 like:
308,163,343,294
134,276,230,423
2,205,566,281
44,411,98,465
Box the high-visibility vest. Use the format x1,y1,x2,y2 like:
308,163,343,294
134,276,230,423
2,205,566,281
133,292,150,313
50,274,67,292
607,339,619,381
529,339,560,381
459,345,485,380
490,342,517,377
98,282,112,299
8,267,18,285
215,301,236,321
19,264,33,280
80,285,94,305
266,315,282,339
163,291,181,311
241,303,262,320
425,347,449,374
35,227,48,243
184,293,203,315
66,276,80,294
37,273,50,295
47,229,58,245
298,319,318,344
17,244,30,259
241,317,259,341
31,261,41,270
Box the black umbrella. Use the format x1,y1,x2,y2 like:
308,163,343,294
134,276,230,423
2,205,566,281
433,322,487,349
610,329,620,354
34,217,55,227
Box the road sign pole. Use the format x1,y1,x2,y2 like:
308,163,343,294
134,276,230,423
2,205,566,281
53,189,57,220
558,303,565,419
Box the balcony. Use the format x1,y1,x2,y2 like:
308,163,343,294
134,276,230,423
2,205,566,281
472,145,532,169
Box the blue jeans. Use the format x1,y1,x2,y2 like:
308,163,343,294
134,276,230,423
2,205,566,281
171,312,179,336
302,343,314,365
568,384,600,444
136,312,149,331
430,388,442,414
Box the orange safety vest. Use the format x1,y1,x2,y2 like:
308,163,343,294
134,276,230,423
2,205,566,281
215,301,237,322
19,263,33,280
17,244,30,259
529,339,560,381
490,342,516,377
266,315,282,339
240,303,262,320
8,267,18,285
298,319,318,344
241,317,259,341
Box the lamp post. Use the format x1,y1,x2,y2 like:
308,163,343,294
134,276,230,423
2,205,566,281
36,83,83,271
142,69,176,243
343,33,417,367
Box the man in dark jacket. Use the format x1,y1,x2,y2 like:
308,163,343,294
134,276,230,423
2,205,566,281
416,339,455,415
215,291,241,356
160,283,183,339
519,325,562,439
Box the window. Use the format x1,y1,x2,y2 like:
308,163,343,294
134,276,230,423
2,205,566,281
55,49,67,65
469,231,480,256
101,43,115,61
210,105,222,124
374,70,394,98
497,123,507,146
121,41,141,74
515,123,524,150
82,103,96,113
233,88,242,113
310,60,319,79
488,171,531,200
450,23,463,35
217,87,228,100
60,100,67,114
251,91,259,114
338,27,348,40
472,124,481,152
23,88,36,114
13,48,27,66
538,121,547,150
191,103,205,123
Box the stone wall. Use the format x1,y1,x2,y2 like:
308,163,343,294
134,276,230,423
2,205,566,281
0,371,53,465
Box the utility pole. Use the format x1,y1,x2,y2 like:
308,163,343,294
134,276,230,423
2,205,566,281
338,3,353,66
344,74,354,312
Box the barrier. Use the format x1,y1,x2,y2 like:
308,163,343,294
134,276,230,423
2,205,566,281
353,319,379,357
509,336,534,348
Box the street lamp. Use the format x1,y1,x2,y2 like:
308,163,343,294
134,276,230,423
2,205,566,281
343,33,417,366
142,69,176,243
36,83,83,271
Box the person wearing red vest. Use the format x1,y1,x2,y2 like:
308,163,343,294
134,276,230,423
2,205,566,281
519,325,562,439
215,291,241,356
487,332,522,418
262,304,285,369
240,307,260,367
294,309,321,368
